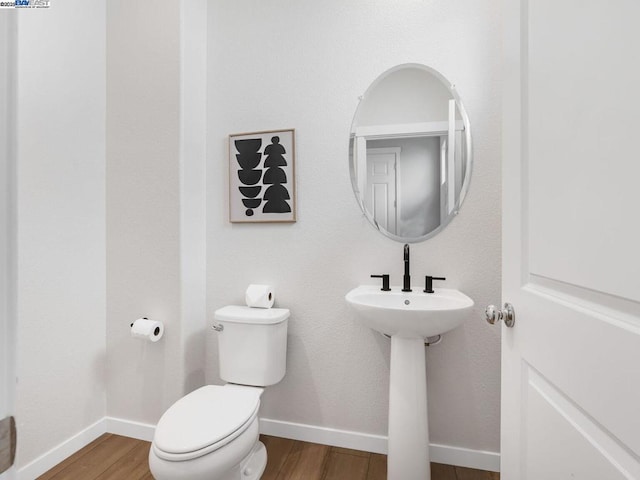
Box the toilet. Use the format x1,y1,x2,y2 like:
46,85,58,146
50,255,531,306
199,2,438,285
149,305,290,480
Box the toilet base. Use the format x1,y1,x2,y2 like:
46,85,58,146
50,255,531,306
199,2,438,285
239,441,267,480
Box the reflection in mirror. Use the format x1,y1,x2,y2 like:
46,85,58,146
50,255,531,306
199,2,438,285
349,64,472,243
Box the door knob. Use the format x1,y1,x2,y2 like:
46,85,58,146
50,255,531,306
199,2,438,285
485,303,515,328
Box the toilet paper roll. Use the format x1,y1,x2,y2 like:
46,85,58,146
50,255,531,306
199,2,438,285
245,284,274,309
130,317,164,342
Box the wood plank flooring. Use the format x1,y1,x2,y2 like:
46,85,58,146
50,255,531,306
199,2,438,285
38,433,499,480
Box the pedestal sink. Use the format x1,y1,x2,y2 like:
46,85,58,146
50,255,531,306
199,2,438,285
345,285,474,480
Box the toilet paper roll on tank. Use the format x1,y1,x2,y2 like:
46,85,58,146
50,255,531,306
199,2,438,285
245,284,274,308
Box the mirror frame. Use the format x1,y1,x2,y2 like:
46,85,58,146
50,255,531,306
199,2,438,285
349,63,473,243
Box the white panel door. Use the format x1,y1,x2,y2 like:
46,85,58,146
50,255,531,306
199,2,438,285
501,1,640,478
365,148,399,234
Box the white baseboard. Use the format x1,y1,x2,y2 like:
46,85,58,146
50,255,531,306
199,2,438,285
259,418,388,455
259,417,500,473
16,416,499,478
17,418,106,480
430,443,500,472
104,416,155,442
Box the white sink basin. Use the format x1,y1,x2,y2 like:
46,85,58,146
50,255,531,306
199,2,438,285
345,285,474,338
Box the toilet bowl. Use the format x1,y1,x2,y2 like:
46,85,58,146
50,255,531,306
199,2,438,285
149,306,290,480
149,384,266,480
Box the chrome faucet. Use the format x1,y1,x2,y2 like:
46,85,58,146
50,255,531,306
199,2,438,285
402,244,412,292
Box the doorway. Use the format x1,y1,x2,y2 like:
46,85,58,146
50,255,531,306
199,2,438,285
0,12,17,480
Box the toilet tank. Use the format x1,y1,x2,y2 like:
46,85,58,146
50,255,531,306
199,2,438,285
213,306,289,386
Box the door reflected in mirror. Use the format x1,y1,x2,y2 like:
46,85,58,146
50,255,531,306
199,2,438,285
349,63,472,243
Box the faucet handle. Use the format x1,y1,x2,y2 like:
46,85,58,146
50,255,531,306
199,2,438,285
424,276,446,293
371,274,391,291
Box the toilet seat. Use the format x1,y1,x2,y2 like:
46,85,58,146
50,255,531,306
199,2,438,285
152,384,262,462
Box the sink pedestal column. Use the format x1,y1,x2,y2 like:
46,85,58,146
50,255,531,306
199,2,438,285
388,336,430,480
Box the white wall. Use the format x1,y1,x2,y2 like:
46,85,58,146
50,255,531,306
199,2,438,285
106,0,184,423
0,12,17,427
207,0,502,455
8,2,208,472
356,67,454,126
1,15,18,480
13,0,107,468
179,0,208,397
106,0,208,424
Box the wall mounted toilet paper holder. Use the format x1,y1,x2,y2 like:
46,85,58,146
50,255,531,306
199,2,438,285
130,317,163,338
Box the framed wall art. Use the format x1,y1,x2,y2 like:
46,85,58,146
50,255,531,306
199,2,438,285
229,129,296,223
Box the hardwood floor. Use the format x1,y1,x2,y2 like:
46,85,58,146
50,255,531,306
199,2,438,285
38,433,499,480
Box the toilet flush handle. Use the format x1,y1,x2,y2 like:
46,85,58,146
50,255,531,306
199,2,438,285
212,323,224,332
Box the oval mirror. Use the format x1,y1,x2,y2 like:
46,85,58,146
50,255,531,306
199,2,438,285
349,64,472,243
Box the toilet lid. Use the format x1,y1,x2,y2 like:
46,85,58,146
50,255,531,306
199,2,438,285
214,305,290,324
154,385,261,455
